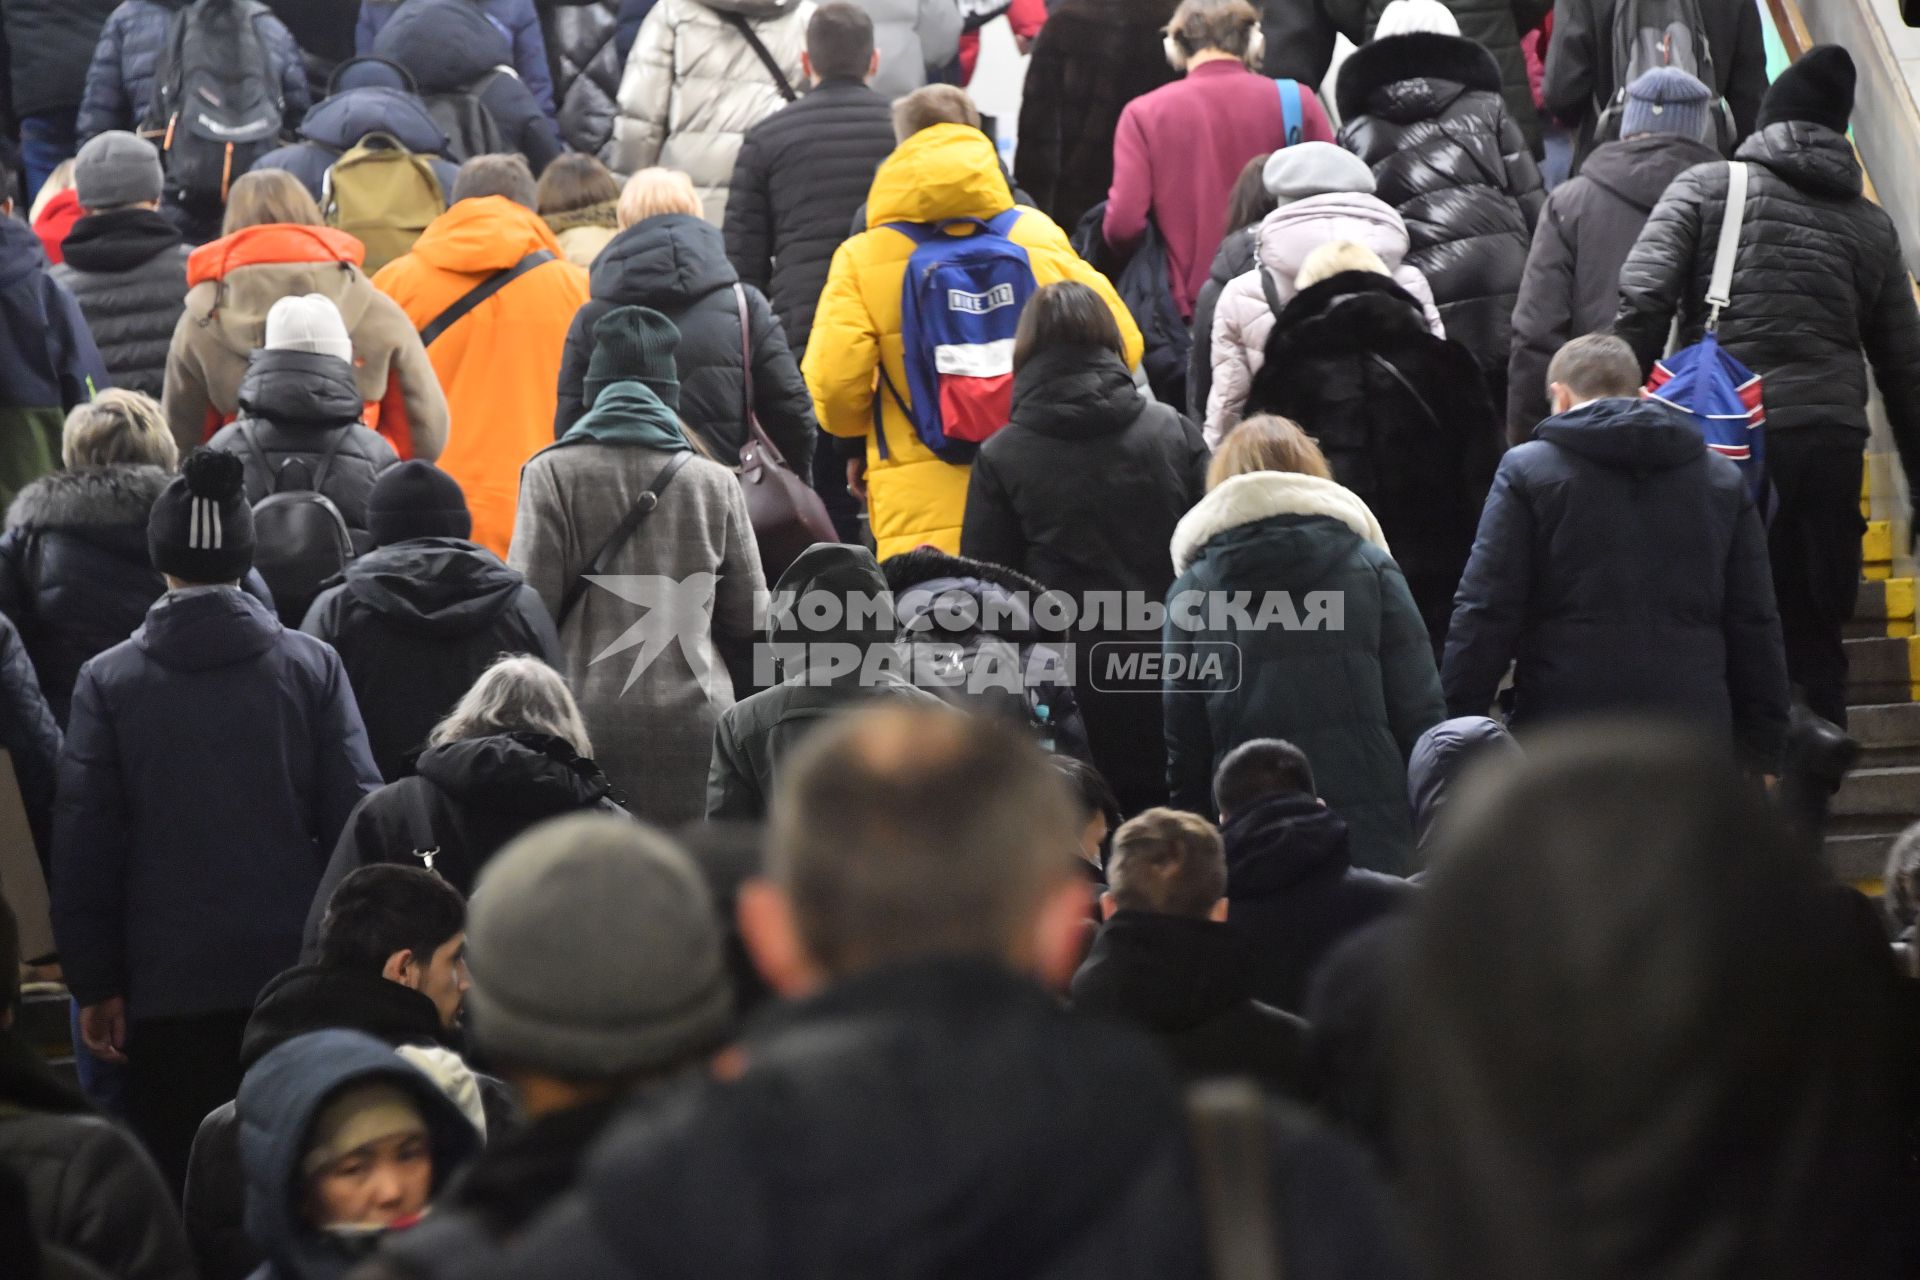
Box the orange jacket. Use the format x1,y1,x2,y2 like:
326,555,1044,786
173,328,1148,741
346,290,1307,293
374,198,589,558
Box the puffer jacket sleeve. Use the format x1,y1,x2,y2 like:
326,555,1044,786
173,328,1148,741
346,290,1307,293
609,3,673,174
1508,199,1574,444
725,128,775,294
1497,103,1545,228
1392,266,1445,338
1441,453,1532,717
554,307,594,434
1726,0,1766,142
1207,276,1256,446
1539,0,1593,125
1861,231,1920,493
257,12,313,127
1039,223,1146,369
1376,557,1444,755
706,711,763,820
44,1115,198,1280
0,527,30,632
77,7,133,142
747,285,818,471
51,664,132,1007
1614,164,1710,373
959,450,1024,570
1722,486,1788,771
501,0,559,116
0,613,59,868
918,0,962,72
802,238,881,440
310,646,383,857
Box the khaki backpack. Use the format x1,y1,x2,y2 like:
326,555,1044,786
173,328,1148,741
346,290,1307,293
322,132,446,273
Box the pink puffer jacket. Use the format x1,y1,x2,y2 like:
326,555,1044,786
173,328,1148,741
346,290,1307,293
1206,193,1444,445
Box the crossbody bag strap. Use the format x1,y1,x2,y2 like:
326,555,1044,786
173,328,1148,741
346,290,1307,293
553,449,695,628
1705,162,1749,332
723,13,797,102
733,283,788,467
1367,352,1442,431
1259,264,1285,322
418,250,557,347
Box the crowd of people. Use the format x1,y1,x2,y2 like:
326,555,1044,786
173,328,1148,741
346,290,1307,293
2,0,1920,1276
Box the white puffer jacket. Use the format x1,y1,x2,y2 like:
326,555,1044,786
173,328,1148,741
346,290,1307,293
854,0,961,101
1206,192,1444,446
610,0,813,224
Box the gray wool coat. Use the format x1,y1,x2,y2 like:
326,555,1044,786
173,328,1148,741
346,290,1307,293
508,440,764,824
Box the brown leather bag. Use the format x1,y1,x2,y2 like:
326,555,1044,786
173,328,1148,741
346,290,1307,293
732,284,839,580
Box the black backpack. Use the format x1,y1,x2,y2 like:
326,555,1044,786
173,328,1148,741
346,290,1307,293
423,70,514,165
141,0,286,203
1593,0,1735,150
238,424,355,627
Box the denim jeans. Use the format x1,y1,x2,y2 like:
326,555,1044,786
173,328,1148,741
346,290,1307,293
19,110,78,205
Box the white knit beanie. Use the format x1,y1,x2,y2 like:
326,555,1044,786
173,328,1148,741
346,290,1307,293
1374,0,1460,37
264,293,354,364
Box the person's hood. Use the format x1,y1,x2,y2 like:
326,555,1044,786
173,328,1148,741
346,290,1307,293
188,224,367,288
1222,791,1355,897
1736,120,1864,201
342,538,525,638
1534,396,1705,474
239,1029,481,1280
1407,716,1518,856
883,548,1054,643
297,87,452,157
410,196,565,274
768,542,894,650
699,0,803,16
1208,225,1258,289
241,965,452,1072
1172,472,1388,574
135,588,283,673
414,731,614,817
1578,134,1723,215
1254,192,1412,287
1070,911,1256,1033
58,206,184,274
236,349,366,428
372,0,514,92
867,124,1015,229
1334,30,1500,124
7,464,170,535
544,201,618,236
590,213,736,307
0,214,48,287
1267,270,1430,359
1008,345,1144,439
186,226,372,362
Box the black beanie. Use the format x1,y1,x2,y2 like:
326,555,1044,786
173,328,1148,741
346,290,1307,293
369,460,471,546
149,450,255,583
1757,45,1855,134
583,305,681,411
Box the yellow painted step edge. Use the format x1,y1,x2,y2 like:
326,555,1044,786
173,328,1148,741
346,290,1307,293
1865,521,1893,565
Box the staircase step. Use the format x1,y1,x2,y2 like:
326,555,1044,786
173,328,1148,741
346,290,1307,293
1831,765,1920,818
1827,831,1897,885
1866,520,1894,566
1853,702,1920,748
1856,578,1915,623
1846,636,1920,703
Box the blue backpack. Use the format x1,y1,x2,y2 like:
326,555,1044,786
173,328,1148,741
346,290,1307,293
877,209,1039,464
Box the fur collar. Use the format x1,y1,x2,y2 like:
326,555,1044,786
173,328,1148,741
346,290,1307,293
1336,32,1500,120
883,548,1052,599
5,465,171,532
1172,472,1389,573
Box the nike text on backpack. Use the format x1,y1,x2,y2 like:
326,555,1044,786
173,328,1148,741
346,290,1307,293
322,132,448,274
237,424,356,627
424,69,515,164
1593,0,1736,149
876,209,1039,465
140,0,286,204
1645,161,1768,507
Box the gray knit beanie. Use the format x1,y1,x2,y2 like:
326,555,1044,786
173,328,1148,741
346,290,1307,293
464,814,732,1077
1262,142,1377,206
1621,67,1713,143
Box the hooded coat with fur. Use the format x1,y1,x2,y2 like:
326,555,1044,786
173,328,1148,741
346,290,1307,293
1167,472,1444,872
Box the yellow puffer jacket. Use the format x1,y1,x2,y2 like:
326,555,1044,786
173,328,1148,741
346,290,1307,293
804,125,1143,560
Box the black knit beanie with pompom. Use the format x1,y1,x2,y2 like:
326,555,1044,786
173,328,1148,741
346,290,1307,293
149,449,256,583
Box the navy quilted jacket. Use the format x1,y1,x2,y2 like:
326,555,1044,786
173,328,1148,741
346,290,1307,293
77,0,311,145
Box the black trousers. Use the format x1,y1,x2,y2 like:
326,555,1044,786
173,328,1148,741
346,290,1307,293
127,1009,249,1200
1765,428,1867,728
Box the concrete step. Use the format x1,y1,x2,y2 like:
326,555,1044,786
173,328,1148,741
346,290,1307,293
1831,764,1920,818
1846,635,1920,703
1827,831,1897,885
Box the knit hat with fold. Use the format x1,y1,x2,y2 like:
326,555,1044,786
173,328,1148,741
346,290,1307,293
1757,45,1855,134
582,305,682,411
1622,67,1713,143
1263,142,1377,206
149,449,256,583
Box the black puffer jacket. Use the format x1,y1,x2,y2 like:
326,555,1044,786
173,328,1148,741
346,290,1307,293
50,208,190,399
555,212,816,469
1248,270,1499,651
724,77,896,355
0,465,272,724
301,537,561,780
1,0,118,117
1326,0,1547,152
1616,122,1920,456
207,348,401,549
550,0,625,158
1187,226,1256,422
0,610,58,868
1338,32,1543,403
1506,132,1719,440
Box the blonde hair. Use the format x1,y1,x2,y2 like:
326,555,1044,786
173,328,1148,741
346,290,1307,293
221,169,324,235
28,160,77,225
1208,414,1332,489
62,390,180,470
1295,240,1390,290
616,168,702,228
428,655,594,758
891,85,982,143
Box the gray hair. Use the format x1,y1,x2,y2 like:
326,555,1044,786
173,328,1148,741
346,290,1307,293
1885,820,1920,933
63,390,179,471
429,655,593,757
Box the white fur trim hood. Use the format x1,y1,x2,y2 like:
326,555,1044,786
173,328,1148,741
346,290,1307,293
1171,472,1391,574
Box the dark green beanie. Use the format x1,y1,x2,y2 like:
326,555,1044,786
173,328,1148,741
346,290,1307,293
584,305,682,411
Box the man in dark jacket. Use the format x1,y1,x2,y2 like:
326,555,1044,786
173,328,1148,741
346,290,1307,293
476,705,1421,1280
303,461,560,780
0,892,197,1280
1215,737,1415,1012
51,131,189,400
51,448,383,1194
1445,336,1790,769
1543,0,1767,169
1615,47,1920,729
0,205,107,513
371,0,564,172
708,541,934,820
1071,807,1311,1099
1507,67,1718,441
725,3,895,358
1,0,119,198
251,58,462,200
